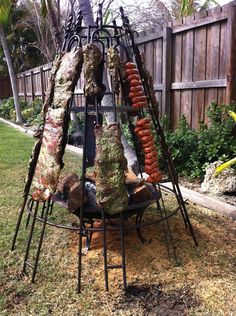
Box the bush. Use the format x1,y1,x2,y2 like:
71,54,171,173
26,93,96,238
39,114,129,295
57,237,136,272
160,102,236,179
0,97,43,125
0,97,26,120
23,99,43,125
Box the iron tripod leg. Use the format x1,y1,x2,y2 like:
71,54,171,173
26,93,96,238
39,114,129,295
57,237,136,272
135,211,146,243
120,213,127,290
156,184,178,264
31,200,51,283
77,230,83,293
25,198,34,229
102,210,109,291
11,195,28,251
22,200,39,274
101,211,127,291
176,190,198,246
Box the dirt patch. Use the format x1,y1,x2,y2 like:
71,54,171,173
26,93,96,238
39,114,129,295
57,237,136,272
112,284,200,316
65,198,236,314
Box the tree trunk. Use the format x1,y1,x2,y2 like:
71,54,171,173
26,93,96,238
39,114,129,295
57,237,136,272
46,2,62,50
0,25,23,123
79,0,96,26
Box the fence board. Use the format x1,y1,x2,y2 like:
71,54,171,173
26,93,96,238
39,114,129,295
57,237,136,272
0,78,12,98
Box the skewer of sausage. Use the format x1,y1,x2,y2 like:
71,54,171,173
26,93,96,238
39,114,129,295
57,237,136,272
134,117,162,183
125,62,147,109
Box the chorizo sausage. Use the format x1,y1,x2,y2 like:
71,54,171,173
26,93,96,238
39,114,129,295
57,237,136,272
132,102,147,108
128,74,140,81
137,129,151,138
132,96,147,103
125,69,139,76
140,135,153,144
145,151,156,159
125,62,136,69
130,85,143,92
142,139,155,148
128,91,144,99
143,146,156,154
130,79,142,86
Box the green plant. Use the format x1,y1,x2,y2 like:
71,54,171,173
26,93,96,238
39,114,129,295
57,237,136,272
0,97,27,120
160,115,198,177
0,97,44,124
160,102,236,179
23,98,43,124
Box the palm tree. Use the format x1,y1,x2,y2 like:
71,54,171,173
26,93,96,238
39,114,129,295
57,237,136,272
170,0,218,18
0,0,23,123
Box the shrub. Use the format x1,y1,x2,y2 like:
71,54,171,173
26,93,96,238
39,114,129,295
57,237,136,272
160,102,236,179
23,99,43,125
0,97,43,125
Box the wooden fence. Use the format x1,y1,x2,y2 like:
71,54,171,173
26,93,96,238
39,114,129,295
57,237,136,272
0,78,12,99
16,1,236,129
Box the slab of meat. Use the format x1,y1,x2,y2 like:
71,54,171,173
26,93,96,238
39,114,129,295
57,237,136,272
95,123,129,214
31,48,83,201
83,43,102,96
32,108,64,201
107,46,121,95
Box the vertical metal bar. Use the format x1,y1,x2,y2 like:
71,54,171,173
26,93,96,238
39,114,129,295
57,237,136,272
120,213,127,290
22,201,39,274
157,184,178,263
173,184,198,246
49,201,54,215
78,98,89,293
11,195,28,251
77,230,83,293
31,200,51,283
25,198,34,229
40,201,46,218
102,210,109,291
154,186,171,261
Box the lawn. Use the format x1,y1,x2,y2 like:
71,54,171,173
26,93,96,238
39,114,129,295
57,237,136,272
0,122,236,316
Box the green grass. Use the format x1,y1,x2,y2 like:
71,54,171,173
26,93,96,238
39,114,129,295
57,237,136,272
0,122,236,316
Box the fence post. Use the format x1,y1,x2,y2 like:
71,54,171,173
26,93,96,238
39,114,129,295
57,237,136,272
162,26,172,119
40,66,45,102
23,73,27,102
30,70,34,102
225,1,236,103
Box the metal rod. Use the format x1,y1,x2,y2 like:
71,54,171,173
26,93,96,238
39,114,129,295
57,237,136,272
25,198,34,229
77,230,83,293
158,184,178,263
78,97,89,293
32,200,51,283
107,264,123,269
11,195,28,251
120,213,127,290
102,210,109,291
154,186,171,261
22,201,39,274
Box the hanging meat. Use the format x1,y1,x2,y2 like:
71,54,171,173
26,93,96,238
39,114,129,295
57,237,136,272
125,62,147,109
135,117,162,184
95,123,129,214
32,48,83,202
83,43,102,96
107,46,121,95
